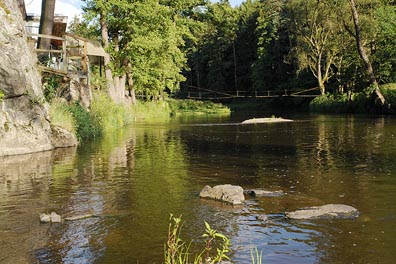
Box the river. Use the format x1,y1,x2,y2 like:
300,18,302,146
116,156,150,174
1,113,396,263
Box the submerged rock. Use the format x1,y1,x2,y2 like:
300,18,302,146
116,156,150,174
199,184,245,205
245,189,284,197
285,204,359,220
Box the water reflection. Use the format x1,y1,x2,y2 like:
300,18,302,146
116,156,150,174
1,115,396,263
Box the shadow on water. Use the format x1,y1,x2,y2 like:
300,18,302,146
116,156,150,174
1,114,396,263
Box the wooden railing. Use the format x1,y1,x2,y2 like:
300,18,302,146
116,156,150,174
28,33,89,77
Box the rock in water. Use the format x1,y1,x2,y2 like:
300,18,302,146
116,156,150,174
39,212,62,223
241,118,293,124
199,184,245,205
285,204,359,220
50,212,62,223
39,213,51,223
245,189,284,197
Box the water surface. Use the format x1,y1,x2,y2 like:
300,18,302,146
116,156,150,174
1,113,396,263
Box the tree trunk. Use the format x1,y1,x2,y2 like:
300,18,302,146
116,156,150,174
127,62,136,105
99,12,116,101
317,56,325,95
38,0,56,50
349,0,385,105
233,41,237,90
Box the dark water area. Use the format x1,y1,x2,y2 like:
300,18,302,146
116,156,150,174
1,113,396,263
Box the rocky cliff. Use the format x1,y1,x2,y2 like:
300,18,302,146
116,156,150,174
0,0,77,156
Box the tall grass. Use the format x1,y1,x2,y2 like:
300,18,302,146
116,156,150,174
164,215,231,264
90,92,133,132
49,99,76,133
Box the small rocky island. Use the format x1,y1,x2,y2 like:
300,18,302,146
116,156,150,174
241,117,294,124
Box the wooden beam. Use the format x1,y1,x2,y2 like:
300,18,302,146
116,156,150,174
35,49,63,54
28,33,65,41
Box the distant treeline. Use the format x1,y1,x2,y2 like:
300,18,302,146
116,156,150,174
70,0,396,104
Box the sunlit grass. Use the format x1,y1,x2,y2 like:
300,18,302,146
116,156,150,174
49,99,76,133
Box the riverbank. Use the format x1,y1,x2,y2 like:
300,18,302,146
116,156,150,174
50,93,230,141
309,84,396,114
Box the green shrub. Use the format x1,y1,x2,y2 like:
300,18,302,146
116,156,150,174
309,94,350,113
90,92,132,132
380,83,396,113
167,99,230,115
0,90,4,101
42,74,68,102
68,103,102,140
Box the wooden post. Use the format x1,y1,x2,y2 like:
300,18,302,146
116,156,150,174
62,36,67,72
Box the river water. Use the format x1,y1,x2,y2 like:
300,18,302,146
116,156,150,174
1,113,396,263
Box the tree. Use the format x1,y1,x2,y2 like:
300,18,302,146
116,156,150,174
81,0,204,103
38,0,56,50
290,0,341,95
348,0,385,105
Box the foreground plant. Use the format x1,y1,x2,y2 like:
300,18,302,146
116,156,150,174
164,215,230,264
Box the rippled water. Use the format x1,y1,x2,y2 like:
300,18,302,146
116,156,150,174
1,113,396,263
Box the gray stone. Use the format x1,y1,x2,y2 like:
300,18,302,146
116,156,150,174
199,184,245,205
40,212,62,223
285,204,359,220
39,213,51,223
256,214,268,222
50,212,62,223
0,0,77,156
245,189,284,197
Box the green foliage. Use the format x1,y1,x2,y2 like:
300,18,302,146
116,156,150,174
380,83,396,113
167,99,230,115
49,99,76,133
81,0,206,99
0,90,4,101
129,100,172,122
164,215,231,264
42,74,66,102
309,94,351,113
90,91,133,132
309,90,375,114
374,6,396,83
67,103,102,140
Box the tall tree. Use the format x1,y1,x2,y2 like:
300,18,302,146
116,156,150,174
349,0,385,105
38,0,56,49
81,0,204,103
290,0,341,95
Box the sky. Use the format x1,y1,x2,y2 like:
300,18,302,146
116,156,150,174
25,0,245,19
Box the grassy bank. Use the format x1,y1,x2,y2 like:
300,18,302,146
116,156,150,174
49,93,230,141
167,99,231,115
309,84,396,114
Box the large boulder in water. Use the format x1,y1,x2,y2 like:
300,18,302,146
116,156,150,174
0,0,76,156
285,204,359,220
199,184,245,205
